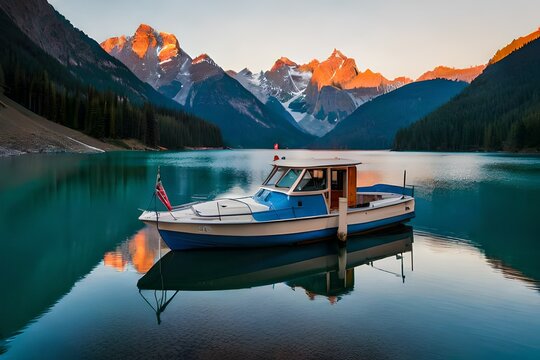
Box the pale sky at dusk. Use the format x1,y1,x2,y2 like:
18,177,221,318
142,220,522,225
49,0,540,79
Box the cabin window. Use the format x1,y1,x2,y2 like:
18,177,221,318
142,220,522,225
265,167,287,186
276,169,302,188
295,169,327,192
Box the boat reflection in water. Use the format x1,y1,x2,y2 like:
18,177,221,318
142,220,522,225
137,226,414,323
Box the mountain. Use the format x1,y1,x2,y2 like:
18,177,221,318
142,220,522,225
102,25,312,148
314,79,467,149
0,0,178,107
101,24,192,96
0,0,223,150
395,38,540,151
417,65,486,83
233,50,411,137
489,28,540,65
414,28,540,84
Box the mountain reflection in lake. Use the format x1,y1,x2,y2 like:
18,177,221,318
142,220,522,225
1,150,539,359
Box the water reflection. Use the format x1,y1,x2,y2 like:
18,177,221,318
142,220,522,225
0,153,150,342
486,258,540,292
104,227,166,273
1,150,539,358
0,151,257,342
137,226,413,323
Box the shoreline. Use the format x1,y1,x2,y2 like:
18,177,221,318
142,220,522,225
0,92,231,157
2,93,537,157
0,93,121,157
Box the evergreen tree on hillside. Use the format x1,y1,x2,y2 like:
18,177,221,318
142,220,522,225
395,38,540,152
0,10,223,149
0,63,5,90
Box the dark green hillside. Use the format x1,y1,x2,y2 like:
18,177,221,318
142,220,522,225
0,11,222,149
314,79,467,149
395,38,540,151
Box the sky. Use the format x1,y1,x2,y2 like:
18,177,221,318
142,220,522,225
49,0,540,79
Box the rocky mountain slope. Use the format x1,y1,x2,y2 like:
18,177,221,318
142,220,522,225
0,2,223,151
102,25,313,148
417,65,486,83
101,23,540,143
232,50,412,137
0,0,176,107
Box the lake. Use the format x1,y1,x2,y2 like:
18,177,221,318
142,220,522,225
0,150,539,359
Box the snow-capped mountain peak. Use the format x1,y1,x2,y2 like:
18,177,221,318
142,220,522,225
191,53,218,67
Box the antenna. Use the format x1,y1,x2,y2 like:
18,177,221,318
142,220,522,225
402,170,407,199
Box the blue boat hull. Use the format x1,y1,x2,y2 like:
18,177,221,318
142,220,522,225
158,212,415,250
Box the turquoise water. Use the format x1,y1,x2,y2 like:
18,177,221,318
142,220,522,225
0,150,539,359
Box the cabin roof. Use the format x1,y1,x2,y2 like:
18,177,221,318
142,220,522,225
271,158,361,168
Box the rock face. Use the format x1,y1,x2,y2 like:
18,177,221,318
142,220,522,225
0,0,172,106
101,36,127,53
303,50,412,134
232,49,411,136
417,65,486,83
101,24,191,91
102,25,312,148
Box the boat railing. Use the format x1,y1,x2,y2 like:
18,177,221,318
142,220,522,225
172,201,203,210
190,196,256,220
190,196,302,221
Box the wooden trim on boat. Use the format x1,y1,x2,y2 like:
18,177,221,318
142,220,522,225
348,166,357,208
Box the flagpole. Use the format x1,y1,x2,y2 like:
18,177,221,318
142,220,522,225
156,166,177,220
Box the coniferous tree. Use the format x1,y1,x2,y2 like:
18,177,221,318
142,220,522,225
0,63,6,92
394,38,540,152
0,33,224,149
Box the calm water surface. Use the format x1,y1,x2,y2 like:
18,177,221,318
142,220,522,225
0,150,539,359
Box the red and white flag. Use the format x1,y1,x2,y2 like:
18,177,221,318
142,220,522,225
155,168,173,211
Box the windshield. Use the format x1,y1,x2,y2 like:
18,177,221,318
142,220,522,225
276,169,302,188
265,167,287,186
295,169,327,192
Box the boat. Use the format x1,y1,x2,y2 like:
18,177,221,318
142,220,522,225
139,158,415,250
137,227,414,322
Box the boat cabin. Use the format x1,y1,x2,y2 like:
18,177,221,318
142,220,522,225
254,159,361,218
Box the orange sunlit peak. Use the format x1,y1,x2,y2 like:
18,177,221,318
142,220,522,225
158,32,180,62
298,59,319,73
100,35,127,53
136,23,155,34
330,48,347,59
130,23,158,58
270,56,298,71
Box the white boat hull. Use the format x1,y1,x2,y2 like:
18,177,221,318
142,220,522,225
140,198,415,250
